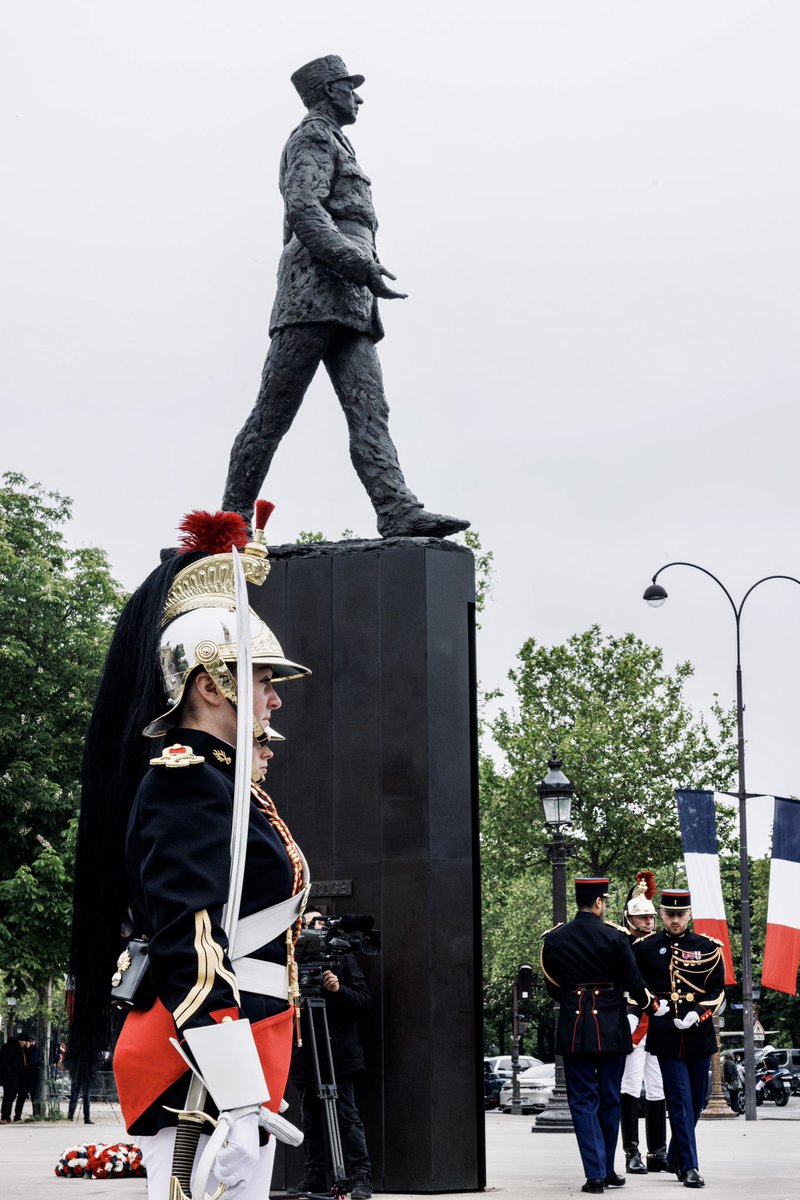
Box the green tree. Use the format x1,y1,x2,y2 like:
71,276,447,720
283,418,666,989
481,625,738,1055
0,473,123,997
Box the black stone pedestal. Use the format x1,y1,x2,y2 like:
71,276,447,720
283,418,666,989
250,538,484,1193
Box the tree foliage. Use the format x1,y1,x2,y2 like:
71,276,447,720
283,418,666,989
481,625,738,1054
0,473,124,994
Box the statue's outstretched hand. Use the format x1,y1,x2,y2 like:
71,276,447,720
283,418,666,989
366,262,408,300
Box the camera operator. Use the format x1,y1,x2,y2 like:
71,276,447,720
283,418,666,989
291,912,373,1199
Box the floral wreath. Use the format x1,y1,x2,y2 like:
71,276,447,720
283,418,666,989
55,1143,146,1179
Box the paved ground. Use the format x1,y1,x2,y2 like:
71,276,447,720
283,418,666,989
1,1099,797,1199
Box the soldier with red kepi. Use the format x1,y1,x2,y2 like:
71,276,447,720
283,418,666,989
619,871,668,1174
68,504,312,1199
633,889,726,1189
540,877,657,1196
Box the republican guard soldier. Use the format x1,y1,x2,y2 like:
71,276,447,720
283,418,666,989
633,889,726,1189
69,505,311,1199
619,872,668,1173
541,877,656,1195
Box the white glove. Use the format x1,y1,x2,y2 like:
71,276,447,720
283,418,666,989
627,1014,639,1034
214,1112,260,1199
673,1010,700,1031
652,1000,670,1018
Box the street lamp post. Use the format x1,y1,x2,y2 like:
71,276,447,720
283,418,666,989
6,995,17,1041
532,757,575,1132
643,563,800,1122
510,965,533,1115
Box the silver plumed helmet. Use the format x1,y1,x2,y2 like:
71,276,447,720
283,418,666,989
143,506,310,738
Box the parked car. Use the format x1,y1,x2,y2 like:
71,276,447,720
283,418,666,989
484,1060,505,1109
498,1062,556,1113
486,1054,542,1079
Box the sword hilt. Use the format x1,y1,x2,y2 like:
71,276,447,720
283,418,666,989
170,1111,205,1199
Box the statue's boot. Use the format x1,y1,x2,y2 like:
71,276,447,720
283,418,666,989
378,507,470,539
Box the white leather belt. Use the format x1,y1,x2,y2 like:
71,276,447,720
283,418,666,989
231,885,310,960
233,957,289,1000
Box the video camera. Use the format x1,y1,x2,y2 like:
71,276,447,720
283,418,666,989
295,914,381,994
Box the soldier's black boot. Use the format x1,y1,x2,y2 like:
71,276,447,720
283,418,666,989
621,1093,646,1174
645,1099,669,1172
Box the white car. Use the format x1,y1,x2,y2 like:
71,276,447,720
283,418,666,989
486,1054,542,1079
498,1062,556,1113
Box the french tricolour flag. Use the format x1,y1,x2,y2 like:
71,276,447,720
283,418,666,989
762,796,800,995
675,790,735,984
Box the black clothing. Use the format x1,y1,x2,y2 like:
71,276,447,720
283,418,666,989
290,955,371,1085
125,727,293,1031
541,912,654,1183
634,925,725,1176
0,1039,25,1122
633,929,724,1060
117,727,296,1135
298,1077,371,1176
541,912,653,1055
290,954,372,1178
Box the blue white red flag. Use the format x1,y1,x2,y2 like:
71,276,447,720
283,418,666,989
762,796,800,995
675,789,735,983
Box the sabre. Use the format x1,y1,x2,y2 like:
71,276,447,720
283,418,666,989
169,546,255,1200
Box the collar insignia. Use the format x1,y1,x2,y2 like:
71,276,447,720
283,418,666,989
150,743,205,768
213,748,233,766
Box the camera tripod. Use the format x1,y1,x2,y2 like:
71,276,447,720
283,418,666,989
294,993,349,1199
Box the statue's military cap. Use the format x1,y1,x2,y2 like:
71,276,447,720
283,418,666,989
291,55,365,106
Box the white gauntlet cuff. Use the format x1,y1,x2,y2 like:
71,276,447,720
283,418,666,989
183,1019,269,1111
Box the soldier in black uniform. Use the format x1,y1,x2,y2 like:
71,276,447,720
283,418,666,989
69,506,312,1199
633,889,726,1189
541,877,656,1195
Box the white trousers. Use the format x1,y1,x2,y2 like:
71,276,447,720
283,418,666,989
621,1037,664,1101
138,1127,277,1200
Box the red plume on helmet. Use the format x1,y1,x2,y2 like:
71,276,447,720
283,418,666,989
176,510,250,555
254,499,275,531
636,870,657,900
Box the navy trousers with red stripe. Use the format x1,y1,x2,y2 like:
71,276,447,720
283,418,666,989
657,1055,710,1173
563,1052,626,1181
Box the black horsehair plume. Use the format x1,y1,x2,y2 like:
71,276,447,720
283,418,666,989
67,550,204,1091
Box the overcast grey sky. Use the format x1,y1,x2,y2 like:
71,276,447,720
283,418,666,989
3,2,798,853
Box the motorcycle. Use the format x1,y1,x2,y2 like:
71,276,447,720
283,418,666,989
755,1066,791,1107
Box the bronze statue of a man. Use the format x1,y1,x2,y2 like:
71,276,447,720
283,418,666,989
222,55,469,539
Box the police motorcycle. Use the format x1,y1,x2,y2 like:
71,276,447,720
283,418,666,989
754,1059,791,1106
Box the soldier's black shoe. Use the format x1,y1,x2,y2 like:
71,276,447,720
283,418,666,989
683,1169,704,1188
581,1183,605,1195
605,1171,626,1186
351,1169,373,1200
378,508,470,539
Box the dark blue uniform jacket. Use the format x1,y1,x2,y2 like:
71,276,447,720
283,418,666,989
541,912,653,1055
